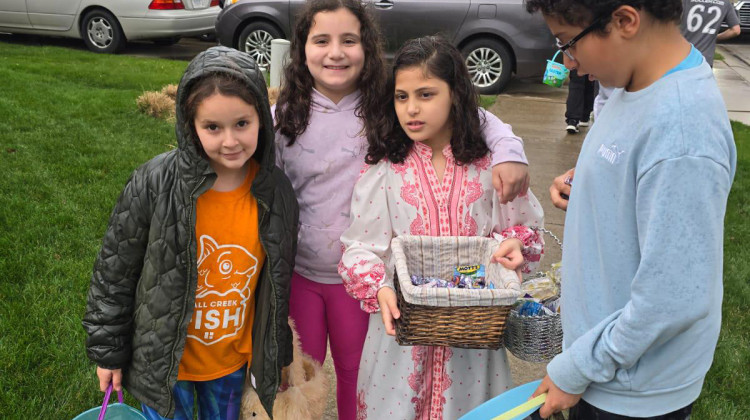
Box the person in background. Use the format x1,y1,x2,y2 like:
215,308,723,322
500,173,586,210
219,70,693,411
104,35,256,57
564,69,597,133
681,0,741,67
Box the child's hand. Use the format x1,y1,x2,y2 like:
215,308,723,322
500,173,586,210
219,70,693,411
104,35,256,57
492,238,524,281
492,162,530,204
532,374,583,418
550,168,575,211
377,287,400,336
96,366,122,392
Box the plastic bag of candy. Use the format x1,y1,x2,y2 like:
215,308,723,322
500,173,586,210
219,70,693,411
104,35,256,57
521,276,558,301
452,264,489,289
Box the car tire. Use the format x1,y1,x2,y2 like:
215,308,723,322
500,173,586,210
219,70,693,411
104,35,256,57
237,22,282,70
461,38,513,94
81,9,125,54
152,37,181,46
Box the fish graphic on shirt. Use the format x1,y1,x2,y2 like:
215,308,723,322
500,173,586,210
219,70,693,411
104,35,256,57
189,235,259,345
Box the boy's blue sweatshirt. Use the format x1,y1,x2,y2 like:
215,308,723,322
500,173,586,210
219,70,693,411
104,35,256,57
548,55,736,416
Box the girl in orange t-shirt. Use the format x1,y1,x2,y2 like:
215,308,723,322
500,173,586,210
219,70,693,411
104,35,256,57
84,47,298,420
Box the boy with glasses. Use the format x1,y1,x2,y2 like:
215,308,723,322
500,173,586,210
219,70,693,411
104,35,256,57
526,1,736,419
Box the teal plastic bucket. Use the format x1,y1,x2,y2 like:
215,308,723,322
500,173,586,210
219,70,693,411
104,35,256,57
72,385,146,420
543,51,570,88
72,404,146,420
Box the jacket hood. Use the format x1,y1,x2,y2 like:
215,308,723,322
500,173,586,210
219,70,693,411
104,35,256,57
175,46,275,180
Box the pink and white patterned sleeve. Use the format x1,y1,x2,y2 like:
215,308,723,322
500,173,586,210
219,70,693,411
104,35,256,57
492,188,545,274
338,161,395,313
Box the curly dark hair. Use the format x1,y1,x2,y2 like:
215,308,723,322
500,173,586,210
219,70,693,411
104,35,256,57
524,0,682,33
366,36,489,166
274,0,386,146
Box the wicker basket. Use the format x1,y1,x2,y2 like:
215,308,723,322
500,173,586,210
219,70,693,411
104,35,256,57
391,235,521,350
503,309,563,363
504,228,564,363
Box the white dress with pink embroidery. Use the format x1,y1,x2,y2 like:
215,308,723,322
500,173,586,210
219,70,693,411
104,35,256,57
339,142,544,420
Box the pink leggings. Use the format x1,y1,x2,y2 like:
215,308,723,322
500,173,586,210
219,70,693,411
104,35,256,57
289,272,369,420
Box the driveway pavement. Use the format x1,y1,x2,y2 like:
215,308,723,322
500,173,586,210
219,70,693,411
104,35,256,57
0,33,214,60
716,33,750,125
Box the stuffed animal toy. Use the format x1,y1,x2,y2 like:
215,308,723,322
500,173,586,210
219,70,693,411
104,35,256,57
240,318,329,419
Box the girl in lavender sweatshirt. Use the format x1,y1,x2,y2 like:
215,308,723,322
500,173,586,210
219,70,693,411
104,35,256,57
273,1,530,418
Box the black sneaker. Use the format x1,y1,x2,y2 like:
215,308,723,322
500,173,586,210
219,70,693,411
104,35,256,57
566,119,580,133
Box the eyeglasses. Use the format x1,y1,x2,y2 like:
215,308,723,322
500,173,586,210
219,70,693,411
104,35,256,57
555,15,607,62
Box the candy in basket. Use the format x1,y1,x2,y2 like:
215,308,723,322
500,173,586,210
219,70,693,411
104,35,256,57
391,235,522,350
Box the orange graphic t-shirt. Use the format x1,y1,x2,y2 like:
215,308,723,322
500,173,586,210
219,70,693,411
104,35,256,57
178,161,266,381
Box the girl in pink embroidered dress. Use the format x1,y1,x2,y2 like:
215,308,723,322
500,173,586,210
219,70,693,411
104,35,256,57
338,36,544,420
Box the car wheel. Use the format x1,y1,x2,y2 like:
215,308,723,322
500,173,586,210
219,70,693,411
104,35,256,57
461,38,513,94
237,22,282,70
81,9,125,53
152,37,181,46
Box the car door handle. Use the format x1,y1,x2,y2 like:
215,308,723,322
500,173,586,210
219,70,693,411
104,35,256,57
373,1,394,10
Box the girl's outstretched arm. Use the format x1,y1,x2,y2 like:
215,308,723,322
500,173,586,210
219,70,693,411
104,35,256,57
338,162,395,314
480,108,530,203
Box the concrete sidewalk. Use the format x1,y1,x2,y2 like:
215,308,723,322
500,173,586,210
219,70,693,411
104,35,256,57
716,43,750,125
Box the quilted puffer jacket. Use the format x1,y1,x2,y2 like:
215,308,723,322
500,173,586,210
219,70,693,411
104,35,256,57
83,46,298,418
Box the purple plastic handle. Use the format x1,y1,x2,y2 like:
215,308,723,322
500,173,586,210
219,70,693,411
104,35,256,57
98,383,124,420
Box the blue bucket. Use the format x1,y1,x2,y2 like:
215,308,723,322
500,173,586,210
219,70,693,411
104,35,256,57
459,380,544,420
72,384,146,420
543,51,570,88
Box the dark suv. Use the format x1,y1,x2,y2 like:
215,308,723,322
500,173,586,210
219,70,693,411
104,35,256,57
216,0,556,93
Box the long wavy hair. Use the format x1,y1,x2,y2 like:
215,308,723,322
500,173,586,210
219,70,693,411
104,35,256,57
366,36,489,165
274,0,386,146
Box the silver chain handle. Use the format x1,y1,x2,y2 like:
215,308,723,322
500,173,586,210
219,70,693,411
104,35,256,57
531,226,562,249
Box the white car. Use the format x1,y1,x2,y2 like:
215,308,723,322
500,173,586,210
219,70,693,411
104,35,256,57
0,0,220,53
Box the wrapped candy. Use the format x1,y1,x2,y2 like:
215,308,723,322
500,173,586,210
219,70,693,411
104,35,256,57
521,276,559,301
452,264,487,288
517,299,554,316
410,275,454,288
410,264,494,289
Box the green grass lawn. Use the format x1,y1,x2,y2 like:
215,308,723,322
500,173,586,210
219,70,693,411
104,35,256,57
0,41,748,419
480,95,498,110
695,120,750,419
0,42,187,418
